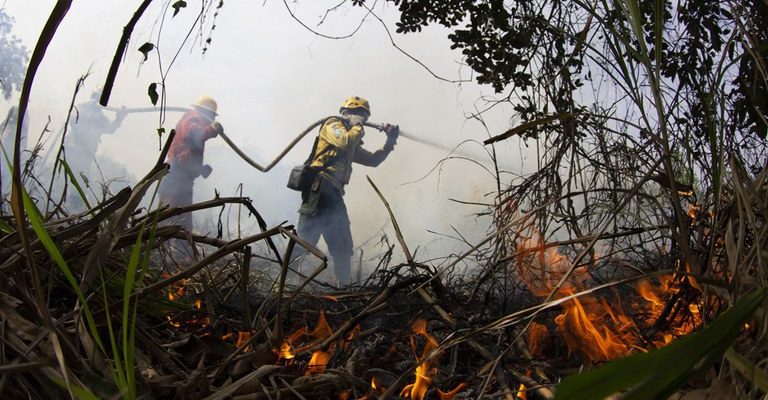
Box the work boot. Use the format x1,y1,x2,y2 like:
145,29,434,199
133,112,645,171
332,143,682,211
333,257,352,286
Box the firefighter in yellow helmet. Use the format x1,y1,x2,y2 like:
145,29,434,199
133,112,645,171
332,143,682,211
297,96,399,284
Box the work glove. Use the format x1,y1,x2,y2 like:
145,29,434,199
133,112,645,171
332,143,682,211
115,106,128,122
211,121,223,136
200,164,213,178
382,123,399,150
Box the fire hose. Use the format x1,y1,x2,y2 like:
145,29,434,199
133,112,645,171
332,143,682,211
106,106,466,172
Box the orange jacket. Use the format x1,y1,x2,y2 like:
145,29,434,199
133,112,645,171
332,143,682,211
166,110,219,176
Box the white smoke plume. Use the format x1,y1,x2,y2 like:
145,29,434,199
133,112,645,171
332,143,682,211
1,1,533,277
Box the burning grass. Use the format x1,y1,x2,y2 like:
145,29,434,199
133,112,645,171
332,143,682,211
0,112,766,400
0,148,766,400
0,156,765,399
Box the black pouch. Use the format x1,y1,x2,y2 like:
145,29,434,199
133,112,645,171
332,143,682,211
287,164,317,191
288,123,343,192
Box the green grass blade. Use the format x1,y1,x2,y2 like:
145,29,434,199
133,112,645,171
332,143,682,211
0,218,14,233
99,266,128,396
555,287,768,399
59,158,92,210
51,377,101,400
725,347,768,393
121,228,144,399
21,186,105,352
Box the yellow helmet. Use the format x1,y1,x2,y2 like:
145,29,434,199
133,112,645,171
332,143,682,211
340,96,370,115
192,95,218,115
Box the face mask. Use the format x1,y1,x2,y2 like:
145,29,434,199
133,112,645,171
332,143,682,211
347,114,367,126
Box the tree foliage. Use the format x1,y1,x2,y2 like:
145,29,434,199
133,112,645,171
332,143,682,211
353,0,766,211
349,4,768,388
0,9,29,100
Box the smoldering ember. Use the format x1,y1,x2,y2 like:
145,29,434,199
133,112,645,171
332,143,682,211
0,1,766,400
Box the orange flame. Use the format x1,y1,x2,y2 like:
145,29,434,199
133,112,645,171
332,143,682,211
236,331,252,352
343,324,361,351
553,288,631,360
687,203,700,219
516,383,527,400
515,224,704,362
305,311,335,375
306,349,333,375
163,273,186,302
636,274,703,345
193,299,202,310
278,341,295,360
277,326,306,361
400,319,440,400
437,382,468,400
528,322,548,356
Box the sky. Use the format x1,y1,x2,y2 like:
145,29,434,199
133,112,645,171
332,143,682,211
1,1,532,272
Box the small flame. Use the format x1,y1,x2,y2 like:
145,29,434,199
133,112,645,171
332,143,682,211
437,382,468,400
178,278,187,297
165,316,180,328
343,324,361,350
528,322,548,356
163,273,187,301
193,299,202,310
516,383,527,400
236,331,252,352
279,341,295,359
687,203,700,219
276,327,306,361
305,311,335,375
306,349,332,375
221,332,233,341
554,288,631,361
400,319,440,400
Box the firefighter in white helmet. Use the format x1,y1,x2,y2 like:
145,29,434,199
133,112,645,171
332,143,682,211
159,95,224,256
297,96,399,284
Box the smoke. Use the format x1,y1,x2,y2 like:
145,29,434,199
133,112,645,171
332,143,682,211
2,1,530,275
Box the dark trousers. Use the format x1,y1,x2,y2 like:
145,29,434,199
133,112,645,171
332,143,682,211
158,171,195,258
297,178,353,284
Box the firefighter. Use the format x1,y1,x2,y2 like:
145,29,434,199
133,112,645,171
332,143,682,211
65,87,126,180
65,87,126,210
159,95,223,242
297,96,399,284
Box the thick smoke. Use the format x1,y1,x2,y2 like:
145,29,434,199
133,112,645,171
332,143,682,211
2,1,528,277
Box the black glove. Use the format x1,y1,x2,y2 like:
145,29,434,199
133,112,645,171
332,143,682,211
201,164,213,178
382,123,399,150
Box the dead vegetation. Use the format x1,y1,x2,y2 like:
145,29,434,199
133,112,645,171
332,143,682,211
2,0,768,399
0,133,766,399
